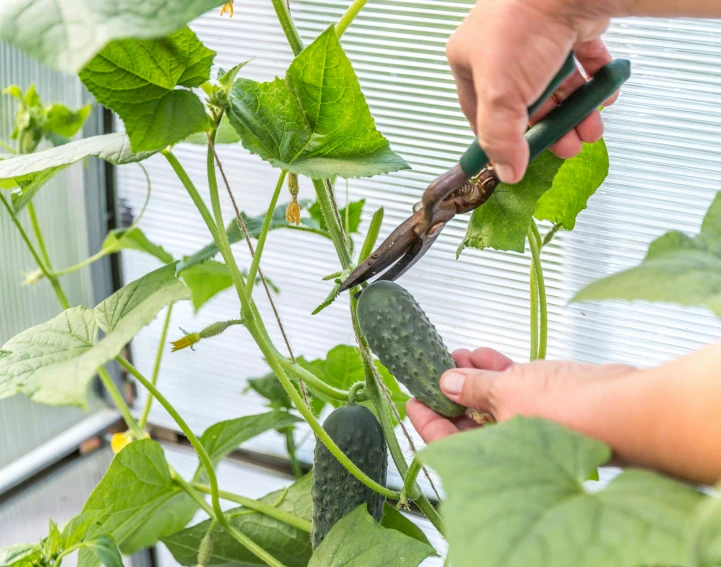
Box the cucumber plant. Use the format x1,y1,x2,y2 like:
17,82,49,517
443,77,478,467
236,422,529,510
0,1,719,567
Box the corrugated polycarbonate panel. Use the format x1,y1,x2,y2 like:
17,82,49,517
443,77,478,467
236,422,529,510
116,8,721,451
0,43,102,468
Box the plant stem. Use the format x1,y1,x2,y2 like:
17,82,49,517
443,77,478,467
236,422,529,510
162,150,222,249
0,139,16,153
97,366,144,438
528,221,548,360
403,456,422,502
312,179,353,269
276,355,356,402
246,171,286,294
117,356,286,567
26,202,52,269
335,0,369,37
0,192,70,309
529,248,539,361
358,207,384,263
270,0,304,56
284,428,303,478
177,129,393,499
172,473,286,567
138,303,174,428
193,483,312,532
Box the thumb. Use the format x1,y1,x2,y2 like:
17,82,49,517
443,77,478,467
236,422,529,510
440,368,500,413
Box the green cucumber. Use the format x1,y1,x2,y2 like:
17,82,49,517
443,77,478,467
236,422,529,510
311,404,388,549
357,281,465,417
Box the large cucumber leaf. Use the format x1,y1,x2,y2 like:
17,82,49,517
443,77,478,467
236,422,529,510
79,439,196,564
0,0,225,73
460,151,563,253
689,485,721,567
228,26,408,179
308,506,435,567
574,192,721,317
0,263,188,407
460,140,608,253
534,139,609,230
197,411,302,471
0,133,155,210
421,417,704,567
163,474,314,567
80,28,214,152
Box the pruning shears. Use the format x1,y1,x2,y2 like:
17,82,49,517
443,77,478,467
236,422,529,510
340,55,631,292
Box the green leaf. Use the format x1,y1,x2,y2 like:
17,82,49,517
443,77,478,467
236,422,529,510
228,26,408,179
197,411,302,471
183,114,240,145
81,536,124,567
0,133,155,179
380,502,432,547
94,263,188,334
309,506,435,567
247,371,326,416
0,263,188,407
0,544,39,567
460,151,563,253
299,345,409,419
246,374,293,411
44,103,93,139
574,192,721,317
2,85,22,101
421,417,704,567
2,131,154,211
180,260,233,312
102,227,174,264
0,0,226,73
163,474,313,567
534,139,609,230
79,28,214,152
178,199,321,272
61,510,107,547
308,199,365,235
80,439,196,562
689,487,721,567
44,519,62,558
9,166,67,212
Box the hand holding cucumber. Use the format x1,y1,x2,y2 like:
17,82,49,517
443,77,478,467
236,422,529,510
447,0,719,184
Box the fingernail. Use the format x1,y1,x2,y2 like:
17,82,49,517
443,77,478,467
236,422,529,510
441,372,465,395
494,163,517,184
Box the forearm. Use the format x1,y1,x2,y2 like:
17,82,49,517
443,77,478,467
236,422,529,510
557,342,721,485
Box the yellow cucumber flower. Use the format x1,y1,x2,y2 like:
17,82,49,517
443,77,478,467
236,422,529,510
220,1,234,17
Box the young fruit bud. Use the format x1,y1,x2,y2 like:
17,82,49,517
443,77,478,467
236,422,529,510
197,533,214,567
171,320,244,352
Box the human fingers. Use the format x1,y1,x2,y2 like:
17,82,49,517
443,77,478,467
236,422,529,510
406,398,460,443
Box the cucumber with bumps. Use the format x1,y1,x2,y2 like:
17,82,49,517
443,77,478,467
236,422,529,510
357,280,465,417
311,404,388,549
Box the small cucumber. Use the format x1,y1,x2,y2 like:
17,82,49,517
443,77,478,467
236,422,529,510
357,281,465,417
311,404,388,549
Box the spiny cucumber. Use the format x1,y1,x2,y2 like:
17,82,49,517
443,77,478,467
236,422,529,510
311,404,387,549
357,280,465,417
